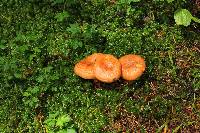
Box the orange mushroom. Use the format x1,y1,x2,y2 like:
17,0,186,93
94,54,121,83
119,54,146,81
74,53,104,79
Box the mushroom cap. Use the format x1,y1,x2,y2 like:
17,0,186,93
119,54,146,81
74,53,104,79
94,54,121,83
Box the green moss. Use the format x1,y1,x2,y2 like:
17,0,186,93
0,0,199,132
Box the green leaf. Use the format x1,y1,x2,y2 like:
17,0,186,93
0,40,6,49
14,73,22,78
192,16,200,23
23,92,31,97
166,0,174,3
55,11,70,22
44,119,56,127
0,45,6,49
15,34,26,41
51,0,65,5
118,0,140,4
49,111,60,119
32,97,39,103
66,23,81,35
174,9,193,26
57,129,68,133
36,76,44,83
44,66,53,73
18,45,28,52
56,115,71,127
30,86,40,94
26,32,42,41
29,54,36,61
24,97,39,107
68,39,83,49
66,129,76,133
50,74,60,80
33,47,41,53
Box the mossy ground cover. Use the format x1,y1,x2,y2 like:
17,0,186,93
0,0,200,132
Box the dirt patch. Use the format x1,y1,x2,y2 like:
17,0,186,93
101,106,141,132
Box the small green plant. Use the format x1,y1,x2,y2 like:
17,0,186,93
51,0,76,5
55,11,70,22
44,112,76,133
117,0,141,4
166,0,200,26
51,0,65,5
191,68,200,90
174,9,200,26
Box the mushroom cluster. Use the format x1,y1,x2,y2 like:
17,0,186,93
74,53,146,83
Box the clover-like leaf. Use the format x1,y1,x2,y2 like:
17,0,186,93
174,9,192,26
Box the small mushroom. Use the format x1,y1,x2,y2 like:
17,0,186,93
94,54,121,83
119,54,146,81
74,53,104,79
